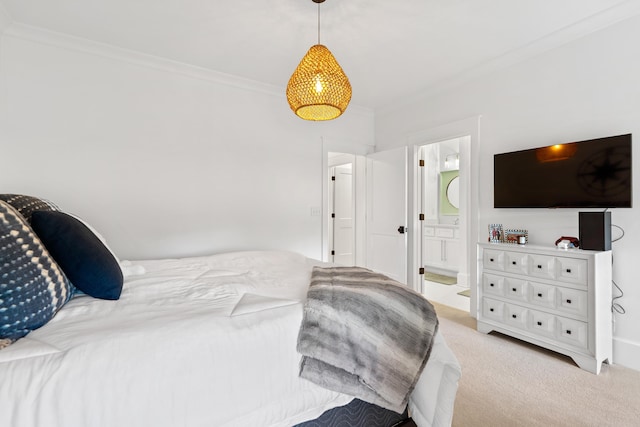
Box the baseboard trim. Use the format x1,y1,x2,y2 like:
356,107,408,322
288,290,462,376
613,336,640,372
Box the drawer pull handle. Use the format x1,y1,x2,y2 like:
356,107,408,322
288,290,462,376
566,299,572,304
490,258,494,262
537,293,543,298
489,308,494,312
512,314,517,319
490,283,495,287
566,268,572,273
512,288,517,292
537,265,542,269
566,330,572,335
512,261,516,265
537,321,542,326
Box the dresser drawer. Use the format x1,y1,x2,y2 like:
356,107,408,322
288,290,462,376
435,227,455,238
482,298,504,322
504,303,528,330
556,257,588,286
503,251,529,275
529,310,556,339
482,273,505,297
483,249,504,271
529,254,556,280
528,281,556,310
556,287,588,318
503,276,527,303
556,317,588,350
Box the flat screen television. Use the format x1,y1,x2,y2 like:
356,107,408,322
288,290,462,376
494,134,632,208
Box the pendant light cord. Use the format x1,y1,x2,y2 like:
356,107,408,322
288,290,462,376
317,2,321,44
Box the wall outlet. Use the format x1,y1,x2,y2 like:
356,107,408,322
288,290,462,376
310,206,322,217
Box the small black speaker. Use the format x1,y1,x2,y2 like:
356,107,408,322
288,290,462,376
579,212,611,251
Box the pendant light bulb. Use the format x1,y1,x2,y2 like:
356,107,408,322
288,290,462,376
314,76,324,93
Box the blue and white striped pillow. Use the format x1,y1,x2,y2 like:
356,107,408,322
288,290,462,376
0,200,74,341
0,194,59,223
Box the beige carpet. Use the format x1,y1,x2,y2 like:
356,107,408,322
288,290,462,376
433,302,640,427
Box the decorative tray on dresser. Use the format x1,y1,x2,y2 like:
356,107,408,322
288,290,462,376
477,242,612,374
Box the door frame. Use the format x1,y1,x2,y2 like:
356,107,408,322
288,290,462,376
407,116,481,317
418,137,466,285
328,158,355,265
321,137,374,265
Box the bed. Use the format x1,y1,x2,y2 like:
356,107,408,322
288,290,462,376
0,195,461,427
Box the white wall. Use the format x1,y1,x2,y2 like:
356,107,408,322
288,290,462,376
375,15,640,371
0,4,9,34
0,27,374,261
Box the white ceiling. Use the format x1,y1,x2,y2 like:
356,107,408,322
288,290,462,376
2,0,639,111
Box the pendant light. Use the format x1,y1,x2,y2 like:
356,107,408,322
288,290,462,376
286,0,352,121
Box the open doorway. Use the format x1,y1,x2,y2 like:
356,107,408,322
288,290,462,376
327,152,366,266
326,147,408,283
418,137,470,312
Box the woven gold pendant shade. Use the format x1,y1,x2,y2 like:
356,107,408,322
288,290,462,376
286,44,352,121
286,0,352,121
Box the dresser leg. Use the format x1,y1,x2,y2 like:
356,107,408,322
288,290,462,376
571,355,600,374
476,321,494,334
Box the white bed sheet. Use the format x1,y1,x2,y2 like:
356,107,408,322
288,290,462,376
0,250,459,427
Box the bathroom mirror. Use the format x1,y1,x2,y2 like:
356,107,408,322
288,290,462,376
439,170,459,215
447,176,460,209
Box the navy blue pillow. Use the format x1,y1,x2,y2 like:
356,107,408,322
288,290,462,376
0,201,75,341
31,211,124,300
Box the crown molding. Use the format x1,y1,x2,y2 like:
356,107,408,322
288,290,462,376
2,22,373,117
4,23,285,96
379,0,640,116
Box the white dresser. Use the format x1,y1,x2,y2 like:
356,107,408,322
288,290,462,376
477,243,612,374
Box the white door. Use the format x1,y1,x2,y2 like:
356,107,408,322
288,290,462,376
331,164,354,265
366,147,408,283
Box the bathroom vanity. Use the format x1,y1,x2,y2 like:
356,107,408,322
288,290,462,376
423,224,460,272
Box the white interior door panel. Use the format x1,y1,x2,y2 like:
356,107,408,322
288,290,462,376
366,147,408,283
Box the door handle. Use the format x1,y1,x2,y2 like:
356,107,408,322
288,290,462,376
397,226,406,234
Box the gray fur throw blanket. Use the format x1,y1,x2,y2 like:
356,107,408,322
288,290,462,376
297,266,439,413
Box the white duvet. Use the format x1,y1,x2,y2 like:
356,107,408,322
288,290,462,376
0,251,459,427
